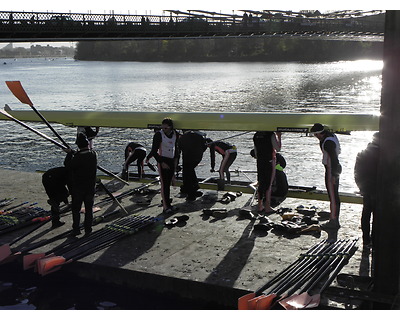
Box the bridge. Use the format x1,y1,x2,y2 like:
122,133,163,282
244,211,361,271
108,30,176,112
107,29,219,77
0,9,385,43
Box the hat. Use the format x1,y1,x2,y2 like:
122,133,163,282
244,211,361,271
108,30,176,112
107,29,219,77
76,133,89,148
310,123,325,134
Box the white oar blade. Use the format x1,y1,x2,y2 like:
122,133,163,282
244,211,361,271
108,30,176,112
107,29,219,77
283,292,312,310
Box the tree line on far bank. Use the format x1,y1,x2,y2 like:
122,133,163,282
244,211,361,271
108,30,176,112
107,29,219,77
74,38,383,62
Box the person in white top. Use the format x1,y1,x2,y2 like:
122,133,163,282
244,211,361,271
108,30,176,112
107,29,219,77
310,123,342,231
146,118,180,215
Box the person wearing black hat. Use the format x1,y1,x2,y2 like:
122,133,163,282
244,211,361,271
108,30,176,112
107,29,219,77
310,123,342,230
77,126,99,149
354,132,379,247
64,133,98,236
178,130,208,201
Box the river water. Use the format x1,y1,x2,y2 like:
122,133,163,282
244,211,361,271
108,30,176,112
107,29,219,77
0,57,383,310
0,57,382,193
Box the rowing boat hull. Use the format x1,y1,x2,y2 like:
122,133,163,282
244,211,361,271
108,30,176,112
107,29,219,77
0,108,379,132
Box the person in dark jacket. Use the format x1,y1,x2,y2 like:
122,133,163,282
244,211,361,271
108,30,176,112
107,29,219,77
253,131,282,214
146,118,180,214
206,138,237,190
64,133,98,236
310,123,342,231
122,142,146,180
42,166,70,228
251,150,288,208
178,130,208,201
354,132,379,247
271,153,289,207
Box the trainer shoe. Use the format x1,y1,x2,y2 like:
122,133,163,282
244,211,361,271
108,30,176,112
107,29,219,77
162,208,174,215
70,229,81,237
51,220,65,229
321,219,340,230
186,195,196,202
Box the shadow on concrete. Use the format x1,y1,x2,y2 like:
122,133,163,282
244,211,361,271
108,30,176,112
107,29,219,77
204,219,258,287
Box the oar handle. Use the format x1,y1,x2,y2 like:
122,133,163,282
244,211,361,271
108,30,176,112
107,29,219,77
254,240,328,295
317,240,358,293
303,239,357,293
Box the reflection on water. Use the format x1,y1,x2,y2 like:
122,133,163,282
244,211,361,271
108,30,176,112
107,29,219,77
0,58,382,192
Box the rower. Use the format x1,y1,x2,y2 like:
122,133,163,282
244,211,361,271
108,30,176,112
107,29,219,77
206,138,238,191
122,142,146,180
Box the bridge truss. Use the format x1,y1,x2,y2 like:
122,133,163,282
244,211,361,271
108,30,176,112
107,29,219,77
0,9,385,42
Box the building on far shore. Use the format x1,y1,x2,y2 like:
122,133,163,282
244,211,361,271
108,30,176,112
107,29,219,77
0,42,75,58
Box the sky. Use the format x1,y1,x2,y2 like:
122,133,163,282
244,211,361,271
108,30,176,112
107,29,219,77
1,0,396,15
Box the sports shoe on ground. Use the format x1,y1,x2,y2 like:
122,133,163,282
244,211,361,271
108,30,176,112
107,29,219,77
51,220,65,229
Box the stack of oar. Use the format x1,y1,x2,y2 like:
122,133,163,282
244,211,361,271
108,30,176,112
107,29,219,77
0,207,123,265
238,238,358,310
28,215,155,276
0,203,49,235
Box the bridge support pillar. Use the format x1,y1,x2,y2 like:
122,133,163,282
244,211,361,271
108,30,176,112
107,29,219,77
374,10,400,304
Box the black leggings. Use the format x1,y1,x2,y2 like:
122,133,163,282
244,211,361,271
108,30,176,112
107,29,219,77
158,157,175,209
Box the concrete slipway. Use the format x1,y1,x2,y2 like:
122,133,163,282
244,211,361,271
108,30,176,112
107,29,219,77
0,168,373,309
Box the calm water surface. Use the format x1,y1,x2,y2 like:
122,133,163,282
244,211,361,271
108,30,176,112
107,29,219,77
0,57,383,310
0,58,382,192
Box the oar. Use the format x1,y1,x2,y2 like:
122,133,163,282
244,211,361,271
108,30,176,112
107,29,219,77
278,239,354,309
0,107,128,186
0,215,51,264
238,184,257,217
97,181,129,215
283,239,358,310
0,201,29,214
252,240,346,310
238,239,328,309
21,208,121,269
36,216,154,275
0,198,16,208
6,81,71,148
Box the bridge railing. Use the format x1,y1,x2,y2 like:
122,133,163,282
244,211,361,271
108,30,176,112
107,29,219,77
0,10,385,40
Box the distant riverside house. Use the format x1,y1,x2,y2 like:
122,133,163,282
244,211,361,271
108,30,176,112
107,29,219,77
0,43,75,58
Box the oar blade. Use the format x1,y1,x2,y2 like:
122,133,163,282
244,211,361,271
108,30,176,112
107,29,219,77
36,255,66,275
304,293,321,309
23,253,45,270
238,292,255,310
255,293,277,310
281,292,312,310
279,294,302,310
0,244,12,263
5,81,33,106
248,295,268,309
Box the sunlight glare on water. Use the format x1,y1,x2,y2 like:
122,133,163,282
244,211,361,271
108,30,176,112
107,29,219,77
0,58,382,193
